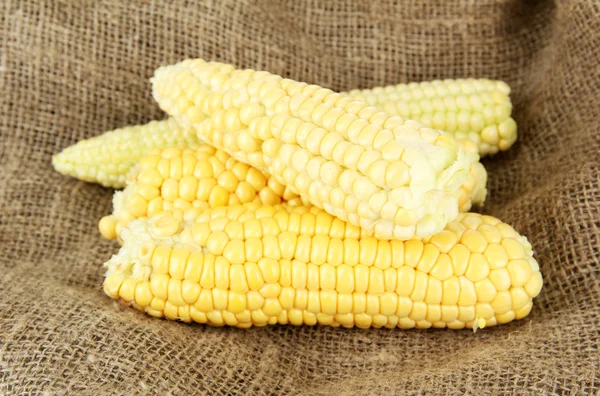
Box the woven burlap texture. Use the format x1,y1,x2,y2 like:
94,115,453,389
1,0,599,394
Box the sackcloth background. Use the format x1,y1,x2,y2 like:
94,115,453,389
1,0,599,394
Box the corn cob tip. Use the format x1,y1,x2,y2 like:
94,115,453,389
51,119,202,189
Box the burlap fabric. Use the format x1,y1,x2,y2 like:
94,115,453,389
1,0,598,394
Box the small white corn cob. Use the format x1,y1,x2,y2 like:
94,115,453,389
52,118,198,188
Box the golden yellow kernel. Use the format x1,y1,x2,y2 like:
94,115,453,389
189,306,207,323
501,238,526,261
99,216,117,240
151,245,172,274
408,301,427,322
147,196,164,217
156,158,170,178
211,288,228,311
191,223,210,246
277,286,295,310
368,267,385,295
525,271,543,298
167,278,186,306
507,259,533,287
438,305,458,322
458,305,475,323
294,235,312,263
424,276,442,304
448,244,470,276
181,280,201,305
260,236,279,260
515,302,533,320
489,267,511,291
206,230,229,255
491,290,512,314
510,287,530,311
306,290,322,314
415,244,440,273
477,224,502,244
150,273,170,300
163,301,179,320
347,264,367,293
208,185,229,208
134,281,153,306
137,183,160,201
221,239,244,265
169,157,183,180
343,238,359,266
484,243,509,269
161,179,179,202
178,176,199,202
259,217,279,236
363,294,379,316
277,231,297,260
465,253,490,282
214,257,230,289
222,221,243,240
199,255,216,289
169,248,190,280
474,278,497,303
117,278,136,302
458,276,477,306
149,296,165,312
404,240,424,268
460,229,488,253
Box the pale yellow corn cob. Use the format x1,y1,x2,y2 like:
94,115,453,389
52,118,198,188
98,145,305,241
151,59,478,240
345,79,517,156
53,79,504,189
99,145,485,241
103,202,543,329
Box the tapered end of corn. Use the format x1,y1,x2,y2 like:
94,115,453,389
344,79,518,156
104,204,542,329
52,119,199,189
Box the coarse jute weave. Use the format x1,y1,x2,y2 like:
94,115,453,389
1,0,599,394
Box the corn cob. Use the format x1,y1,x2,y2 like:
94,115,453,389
345,79,517,156
99,144,486,241
52,118,198,188
98,145,306,241
103,202,543,329
53,79,511,190
54,118,486,211
151,59,478,240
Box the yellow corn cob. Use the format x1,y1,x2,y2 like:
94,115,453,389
151,59,478,240
103,202,543,329
52,118,198,188
98,145,305,241
345,79,517,156
99,144,486,241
